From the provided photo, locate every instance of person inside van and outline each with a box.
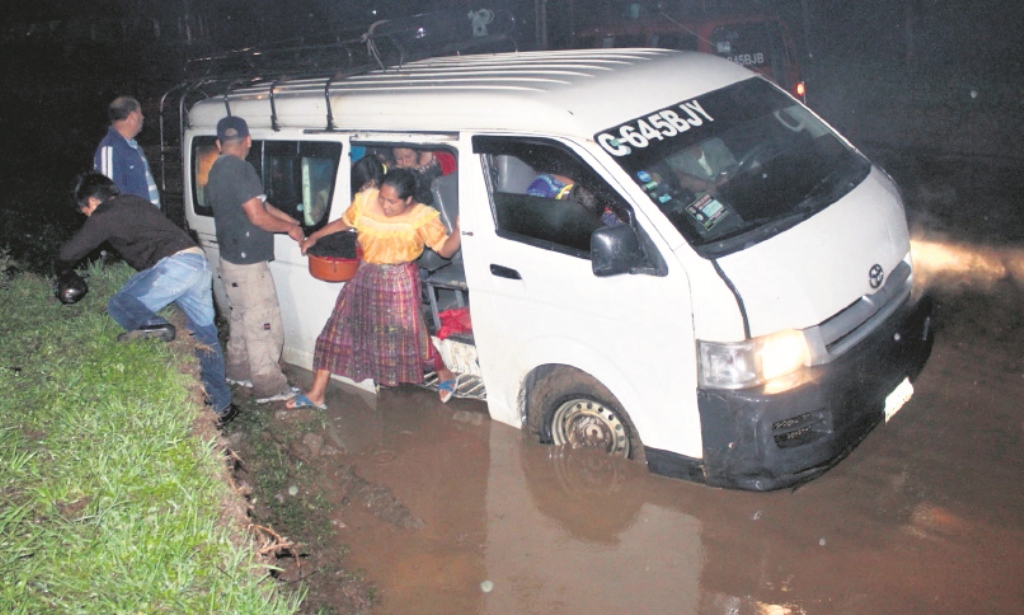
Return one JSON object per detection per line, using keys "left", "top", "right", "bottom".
{"left": 392, "top": 146, "right": 443, "bottom": 204}
{"left": 286, "top": 166, "right": 463, "bottom": 409}
{"left": 527, "top": 164, "right": 623, "bottom": 227}
{"left": 668, "top": 137, "right": 736, "bottom": 195}
{"left": 576, "top": 184, "right": 625, "bottom": 227}
{"left": 526, "top": 171, "right": 576, "bottom": 200}
{"left": 349, "top": 153, "right": 384, "bottom": 196}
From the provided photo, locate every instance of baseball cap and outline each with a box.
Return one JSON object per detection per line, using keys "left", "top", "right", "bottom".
{"left": 216, "top": 116, "right": 250, "bottom": 142}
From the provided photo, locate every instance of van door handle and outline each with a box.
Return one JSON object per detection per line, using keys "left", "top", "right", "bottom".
{"left": 490, "top": 264, "right": 522, "bottom": 280}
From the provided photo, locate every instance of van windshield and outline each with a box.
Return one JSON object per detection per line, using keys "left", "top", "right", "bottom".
{"left": 596, "top": 78, "right": 870, "bottom": 258}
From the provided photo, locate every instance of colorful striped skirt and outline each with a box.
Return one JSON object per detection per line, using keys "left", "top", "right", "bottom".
{"left": 313, "top": 261, "right": 441, "bottom": 386}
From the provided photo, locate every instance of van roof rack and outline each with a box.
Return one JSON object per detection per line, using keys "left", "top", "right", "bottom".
{"left": 157, "top": 8, "right": 517, "bottom": 216}
{"left": 185, "top": 8, "right": 516, "bottom": 82}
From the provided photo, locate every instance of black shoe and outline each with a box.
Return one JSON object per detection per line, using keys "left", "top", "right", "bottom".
{"left": 117, "top": 323, "right": 176, "bottom": 343}
{"left": 215, "top": 404, "right": 239, "bottom": 429}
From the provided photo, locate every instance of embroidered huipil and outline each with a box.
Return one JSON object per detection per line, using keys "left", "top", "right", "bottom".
{"left": 342, "top": 189, "right": 449, "bottom": 264}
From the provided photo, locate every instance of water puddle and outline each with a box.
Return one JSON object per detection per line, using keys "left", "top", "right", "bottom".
{"left": 257, "top": 331, "right": 1024, "bottom": 614}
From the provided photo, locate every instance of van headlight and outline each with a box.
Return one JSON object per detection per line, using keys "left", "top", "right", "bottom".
{"left": 698, "top": 329, "right": 810, "bottom": 390}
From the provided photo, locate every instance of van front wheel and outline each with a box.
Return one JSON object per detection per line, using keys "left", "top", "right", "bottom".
{"left": 552, "top": 398, "right": 630, "bottom": 458}
{"left": 528, "top": 368, "right": 639, "bottom": 460}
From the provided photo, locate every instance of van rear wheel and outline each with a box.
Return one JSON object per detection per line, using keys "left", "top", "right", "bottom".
{"left": 527, "top": 368, "right": 640, "bottom": 460}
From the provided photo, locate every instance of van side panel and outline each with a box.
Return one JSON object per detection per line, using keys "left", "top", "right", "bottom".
{"left": 461, "top": 136, "right": 703, "bottom": 458}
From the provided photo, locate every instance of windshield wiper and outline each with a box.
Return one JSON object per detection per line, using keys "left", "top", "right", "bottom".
{"left": 799, "top": 168, "right": 844, "bottom": 210}
{"left": 701, "top": 206, "right": 813, "bottom": 257}
{"left": 797, "top": 151, "right": 869, "bottom": 211}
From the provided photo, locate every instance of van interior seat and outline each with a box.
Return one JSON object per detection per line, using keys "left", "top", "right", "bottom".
{"left": 416, "top": 172, "right": 460, "bottom": 272}
{"left": 419, "top": 172, "right": 467, "bottom": 331}
{"left": 431, "top": 172, "right": 460, "bottom": 240}
{"left": 494, "top": 155, "right": 538, "bottom": 194}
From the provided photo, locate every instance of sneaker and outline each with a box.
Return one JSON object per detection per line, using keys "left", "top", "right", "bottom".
{"left": 226, "top": 377, "right": 254, "bottom": 388}
{"left": 215, "top": 404, "right": 240, "bottom": 429}
{"left": 117, "top": 323, "right": 176, "bottom": 343}
{"left": 255, "top": 386, "right": 301, "bottom": 404}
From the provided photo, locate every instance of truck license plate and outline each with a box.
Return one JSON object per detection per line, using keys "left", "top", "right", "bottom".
{"left": 884, "top": 377, "right": 914, "bottom": 423}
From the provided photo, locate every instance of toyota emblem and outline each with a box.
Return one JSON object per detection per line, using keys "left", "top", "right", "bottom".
{"left": 869, "top": 264, "right": 884, "bottom": 289}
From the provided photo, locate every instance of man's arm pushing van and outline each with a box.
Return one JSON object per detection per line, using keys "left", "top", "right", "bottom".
{"left": 174, "top": 42, "right": 932, "bottom": 491}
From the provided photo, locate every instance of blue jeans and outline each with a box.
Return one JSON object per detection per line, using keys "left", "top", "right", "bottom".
{"left": 106, "top": 252, "right": 232, "bottom": 414}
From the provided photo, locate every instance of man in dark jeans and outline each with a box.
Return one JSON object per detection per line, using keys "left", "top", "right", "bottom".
{"left": 57, "top": 173, "right": 236, "bottom": 426}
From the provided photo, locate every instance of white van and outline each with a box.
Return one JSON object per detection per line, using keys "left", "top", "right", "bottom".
{"left": 178, "top": 47, "right": 933, "bottom": 490}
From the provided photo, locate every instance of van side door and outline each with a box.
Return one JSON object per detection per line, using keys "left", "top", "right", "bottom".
{"left": 463, "top": 135, "right": 702, "bottom": 459}
{"left": 187, "top": 134, "right": 348, "bottom": 372}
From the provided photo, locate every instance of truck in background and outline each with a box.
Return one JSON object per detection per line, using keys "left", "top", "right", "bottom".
{"left": 573, "top": 10, "right": 806, "bottom": 102}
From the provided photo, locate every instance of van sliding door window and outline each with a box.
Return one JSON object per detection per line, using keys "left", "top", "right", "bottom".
{"left": 474, "top": 136, "right": 632, "bottom": 259}
{"left": 189, "top": 137, "right": 341, "bottom": 230}
{"left": 260, "top": 141, "right": 342, "bottom": 230}
{"left": 188, "top": 136, "right": 266, "bottom": 219}
{"left": 190, "top": 137, "right": 218, "bottom": 217}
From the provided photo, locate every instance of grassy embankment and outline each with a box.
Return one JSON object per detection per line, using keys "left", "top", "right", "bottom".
{"left": 0, "top": 260, "right": 302, "bottom": 613}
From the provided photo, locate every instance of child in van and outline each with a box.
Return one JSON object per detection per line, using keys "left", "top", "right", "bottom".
{"left": 287, "top": 164, "right": 462, "bottom": 409}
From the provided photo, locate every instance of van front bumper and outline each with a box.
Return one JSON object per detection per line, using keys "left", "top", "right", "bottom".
{"left": 646, "top": 293, "right": 934, "bottom": 491}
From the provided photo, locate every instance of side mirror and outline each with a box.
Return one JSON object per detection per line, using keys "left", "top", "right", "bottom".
{"left": 591, "top": 224, "right": 642, "bottom": 277}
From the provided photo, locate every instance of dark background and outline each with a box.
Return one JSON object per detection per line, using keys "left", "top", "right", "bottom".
{"left": 1, "top": 0, "right": 1022, "bottom": 269}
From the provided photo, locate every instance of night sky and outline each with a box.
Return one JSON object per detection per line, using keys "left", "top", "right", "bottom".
{"left": 0, "top": 0, "right": 1021, "bottom": 224}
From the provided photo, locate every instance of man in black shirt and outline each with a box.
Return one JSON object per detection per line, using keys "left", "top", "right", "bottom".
{"left": 208, "top": 116, "right": 303, "bottom": 403}
{"left": 57, "top": 173, "right": 236, "bottom": 425}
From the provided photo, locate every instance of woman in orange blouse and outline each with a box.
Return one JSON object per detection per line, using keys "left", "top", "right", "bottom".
{"left": 287, "top": 166, "right": 462, "bottom": 409}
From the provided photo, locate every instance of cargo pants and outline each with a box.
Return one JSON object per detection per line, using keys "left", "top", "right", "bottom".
{"left": 218, "top": 259, "right": 291, "bottom": 399}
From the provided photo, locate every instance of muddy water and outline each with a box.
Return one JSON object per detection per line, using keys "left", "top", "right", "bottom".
{"left": 268, "top": 156, "right": 1024, "bottom": 613}
{"left": 281, "top": 281, "right": 1024, "bottom": 615}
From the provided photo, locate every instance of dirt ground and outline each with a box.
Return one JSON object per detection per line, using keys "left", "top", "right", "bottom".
{"left": 222, "top": 147, "right": 1024, "bottom": 614}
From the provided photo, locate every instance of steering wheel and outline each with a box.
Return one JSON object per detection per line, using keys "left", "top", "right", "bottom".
{"left": 724, "top": 143, "right": 770, "bottom": 180}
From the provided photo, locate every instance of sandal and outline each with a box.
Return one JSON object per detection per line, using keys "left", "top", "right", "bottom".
{"left": 438, "top": 377, "right": 459, "bottom": 404}
{"left": 286, "top": 393, "right": 327, "bottom": 410}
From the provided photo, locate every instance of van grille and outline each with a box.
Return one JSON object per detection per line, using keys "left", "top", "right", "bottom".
{"left": 772, "top": 411, "right": 828, "bottom": 448}
{"left": 805, "top": 260, "right": 912, "bottom": 365}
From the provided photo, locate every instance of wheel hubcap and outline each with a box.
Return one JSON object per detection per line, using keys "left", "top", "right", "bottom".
{"left": 551, "top": 399, "right": 630, "bottom": 458}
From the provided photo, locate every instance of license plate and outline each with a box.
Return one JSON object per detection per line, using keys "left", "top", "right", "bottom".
{"left": 884, "top": 377, "right": 914, "bottom": 422}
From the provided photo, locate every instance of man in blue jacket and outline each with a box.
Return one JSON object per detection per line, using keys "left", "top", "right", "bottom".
{"left": 94, "top": 96, "right": 161, "bottom": 209}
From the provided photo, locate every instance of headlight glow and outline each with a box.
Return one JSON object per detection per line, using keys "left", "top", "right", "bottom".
{"left": 699, "top": 329, "right": 809, "bottom": 390}
{"left": 758, "top": 329, "right": 810, "bottom": 381}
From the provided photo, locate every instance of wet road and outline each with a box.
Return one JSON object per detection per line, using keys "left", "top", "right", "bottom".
{"left": 255, "top": 152, "right": 1024, "bottom": 614}
{"left": 276, "top": 266, "right": 1024, "bottom": 614}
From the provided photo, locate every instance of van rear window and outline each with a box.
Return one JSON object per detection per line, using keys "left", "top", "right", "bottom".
{"left": 596, "top": 78, "right": 870, "bottom": 258}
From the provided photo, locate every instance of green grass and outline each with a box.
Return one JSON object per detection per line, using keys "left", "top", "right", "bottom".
{"left": 231, "top": 400, "right": 335, "bottom": 551}
{"left": 0, "top": 262, "right": 302, "bottom": 613}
